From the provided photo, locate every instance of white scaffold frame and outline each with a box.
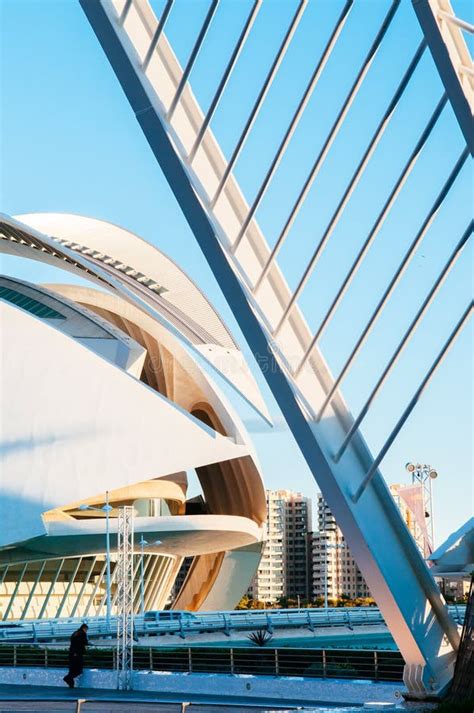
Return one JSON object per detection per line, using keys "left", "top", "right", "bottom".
{"left": 116, "top": 505, "right": 135, "bottom": 691}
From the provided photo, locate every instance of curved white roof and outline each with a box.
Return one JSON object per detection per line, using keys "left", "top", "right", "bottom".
{"left": 0, "top": 212, "right": 271, "bottom": 422}
{"left": 18, "top": 212, "right": 236, "bottom": 350}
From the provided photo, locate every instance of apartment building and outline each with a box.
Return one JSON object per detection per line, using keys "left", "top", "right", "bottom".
{"left": 309, "top": 494, "right": 371, "bottom": 601}
{"left": 249, "top": 490, "right": 311, "bottom": 603}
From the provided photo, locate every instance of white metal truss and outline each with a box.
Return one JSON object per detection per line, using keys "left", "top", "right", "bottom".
{"left": 116, "top": 506, "right": 135, "bottom": 690}
{"left": 412, "top": 0, "right": 473, "bottom": 146}
{"left": 407, "top": 462, "right": 438, "bottom": 555}
{"left": 80, "top": 0, "right": 472, "bottom": 696}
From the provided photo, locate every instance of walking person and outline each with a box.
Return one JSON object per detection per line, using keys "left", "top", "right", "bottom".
{"left": 63, "top": 623, "right": 88, "bottom": 688}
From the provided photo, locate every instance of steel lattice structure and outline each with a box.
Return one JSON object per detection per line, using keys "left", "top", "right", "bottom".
{"left": 116, "top": 506, "right": 135, "bottom": 690}
{"left": 79, "top": 0, "right": 473, "bottom": 697}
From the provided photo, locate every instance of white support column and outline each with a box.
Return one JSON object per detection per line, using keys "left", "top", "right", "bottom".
{"left": 70, "top": 556, "right": 97, "bottom": 619}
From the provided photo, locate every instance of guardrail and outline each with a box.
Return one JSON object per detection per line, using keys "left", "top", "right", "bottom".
{"left": 0, "top": 605, "right": 465, "bottom": 643}
{"left": 0, "top": 607, "right": 382, "bottom": 642}
{"left": 0, "top": 643, "right": 405, "bottom": 682}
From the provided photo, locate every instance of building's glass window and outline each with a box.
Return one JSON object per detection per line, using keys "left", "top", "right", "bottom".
{"left": 0, "top": 286, "right": 66, "bottom": 319}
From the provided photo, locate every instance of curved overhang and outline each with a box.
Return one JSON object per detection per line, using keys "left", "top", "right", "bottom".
{"left": 428, "top": 517, "right": 474, "bottom": 577}
{"left": 0, "top": 299, "right": 252, "bottom": 549}
{"left": 45, "top": 473, "right": 189, "bottom": 520}
{"left": 44, "top": 283, "right": 267, "bottom": 527}
{"left": 47, "top": 284, "right": 256, "bottom": 450}
{"left": 195, "top": 543, "right": 265, "bottom": 612}
{"left": 1, "top": 514, "right": 261, "bottom": 563}
{"left": 0, "top": 275, "right": 147, "bottom": 378}
{"left": 0, "top": 212, "right": 271, "bottom": 423}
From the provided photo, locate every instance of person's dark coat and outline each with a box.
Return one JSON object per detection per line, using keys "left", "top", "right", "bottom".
{"left": 68, "top": 628, "right": 88, "bottom": 677}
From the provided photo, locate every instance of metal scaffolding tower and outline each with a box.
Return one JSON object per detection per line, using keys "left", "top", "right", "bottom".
{"left": 116, "top": 505, "right": 135, "bottom": 691}
{"left": 406, "top": 462, "right": 438, "bottom": 552}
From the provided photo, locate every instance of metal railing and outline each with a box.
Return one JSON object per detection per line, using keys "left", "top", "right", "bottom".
{"left": 0, "top": 643, "right": 404, "bottom": 682}
{"left": 0, "top": 605, "right": 465, "bottom": 643}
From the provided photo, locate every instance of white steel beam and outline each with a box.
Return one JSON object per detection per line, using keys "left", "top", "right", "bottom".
{"left": 21, "top": 561, "right": 47, "bottom": 620}
{"left": 2, "top": 563, "right": 28, "bottom": 621}
{"left": 55, "top": 557, "right": 83, "bottom": 619}
{"left": 79, "top": 0, "right": 470, "bottom": 696}
{"left": 167, "top": 0, "right": 219, "bottom": 121}
{"left": 70, "top": 556, "right": 97, "bottom": 618}
{"left": 412, "top": 0, "right": 473, "bottom": 152}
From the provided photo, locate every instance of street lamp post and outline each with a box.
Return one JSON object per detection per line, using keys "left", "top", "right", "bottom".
{"left": 323, "top": 536, "right": 328, "bottom": 610}
{"left": 139, "top": 536, "right": 146, "bottom": 616}
{"left": 79, "top": 491, "right": 113, "bottom": 624}
{"left": 137, "top": 537, "right": 162, "bottom": 615}
{"left": 105, "top": 491, "right": 111, "bottom": 624}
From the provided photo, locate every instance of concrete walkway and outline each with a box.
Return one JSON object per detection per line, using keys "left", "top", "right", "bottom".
{"left": 0, "top": 683, "right": 437, "bottom": 713}
{"left": 0, "top": 666, "right": 405, "bottom": 709}
{"left": 0, "top": 686, "right": 298, "bottom": 713}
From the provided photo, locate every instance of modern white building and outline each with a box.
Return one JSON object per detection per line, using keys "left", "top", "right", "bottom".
{"left": 309, "top": 494, "right": 371, "bottom": 602}
{"left": 0, "top": 212, "right": 269, "bottom": 620}
{"left": 249, "top": 490, "right": 310, "bottom": 603}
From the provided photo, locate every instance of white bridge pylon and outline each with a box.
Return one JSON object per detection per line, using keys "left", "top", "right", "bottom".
{"left": 79, "top": 0, "right": 473, "bottom": 696}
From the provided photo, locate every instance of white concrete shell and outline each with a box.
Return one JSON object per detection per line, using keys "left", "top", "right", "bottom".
{"left": 1, "top": 212, "right": 271, "bottom": 423}
{"left": 0, "top": 213, "right": 267, "bottom": 619}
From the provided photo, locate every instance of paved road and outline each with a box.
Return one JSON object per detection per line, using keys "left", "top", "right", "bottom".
{"left": 0, "top": 687, "right": 298, "bottom": 713}
{"left": 1, "top": 704, "right": 176, "bottom": 713}
{"left": 0, "top": 704, "right": 297, "bottom": 713}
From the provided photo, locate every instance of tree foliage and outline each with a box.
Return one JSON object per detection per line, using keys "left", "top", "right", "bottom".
{"left": 236, "top": 595, "right": 377, "bottom": 610}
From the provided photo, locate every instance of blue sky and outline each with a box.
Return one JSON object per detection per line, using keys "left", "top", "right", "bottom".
{"left": 1, "top": 0, "right": 472, "bottom": 544}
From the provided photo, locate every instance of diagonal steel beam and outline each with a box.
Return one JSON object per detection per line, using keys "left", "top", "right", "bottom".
{"left": 79, "top": 0, "right": 465, "bottom": 696}
{"left": 412, "top": 0, "right": 473, "bottom": 153}
{"left": 142, "top": 0, "right": 173, "bottom": 71}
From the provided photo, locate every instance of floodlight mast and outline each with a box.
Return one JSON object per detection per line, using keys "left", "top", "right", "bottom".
{"left": 78, "top": 492, "right": 112, "bottom": 623}
{"left": 138, "top": 537, "right": 162, "bottom": 615}
{"left": 405, "top": 462, "right": 438, "bottom": 551}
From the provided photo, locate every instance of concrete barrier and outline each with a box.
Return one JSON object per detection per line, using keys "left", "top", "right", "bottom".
{"left": 0, "top": 665, "right": 404, "bottom": 707}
